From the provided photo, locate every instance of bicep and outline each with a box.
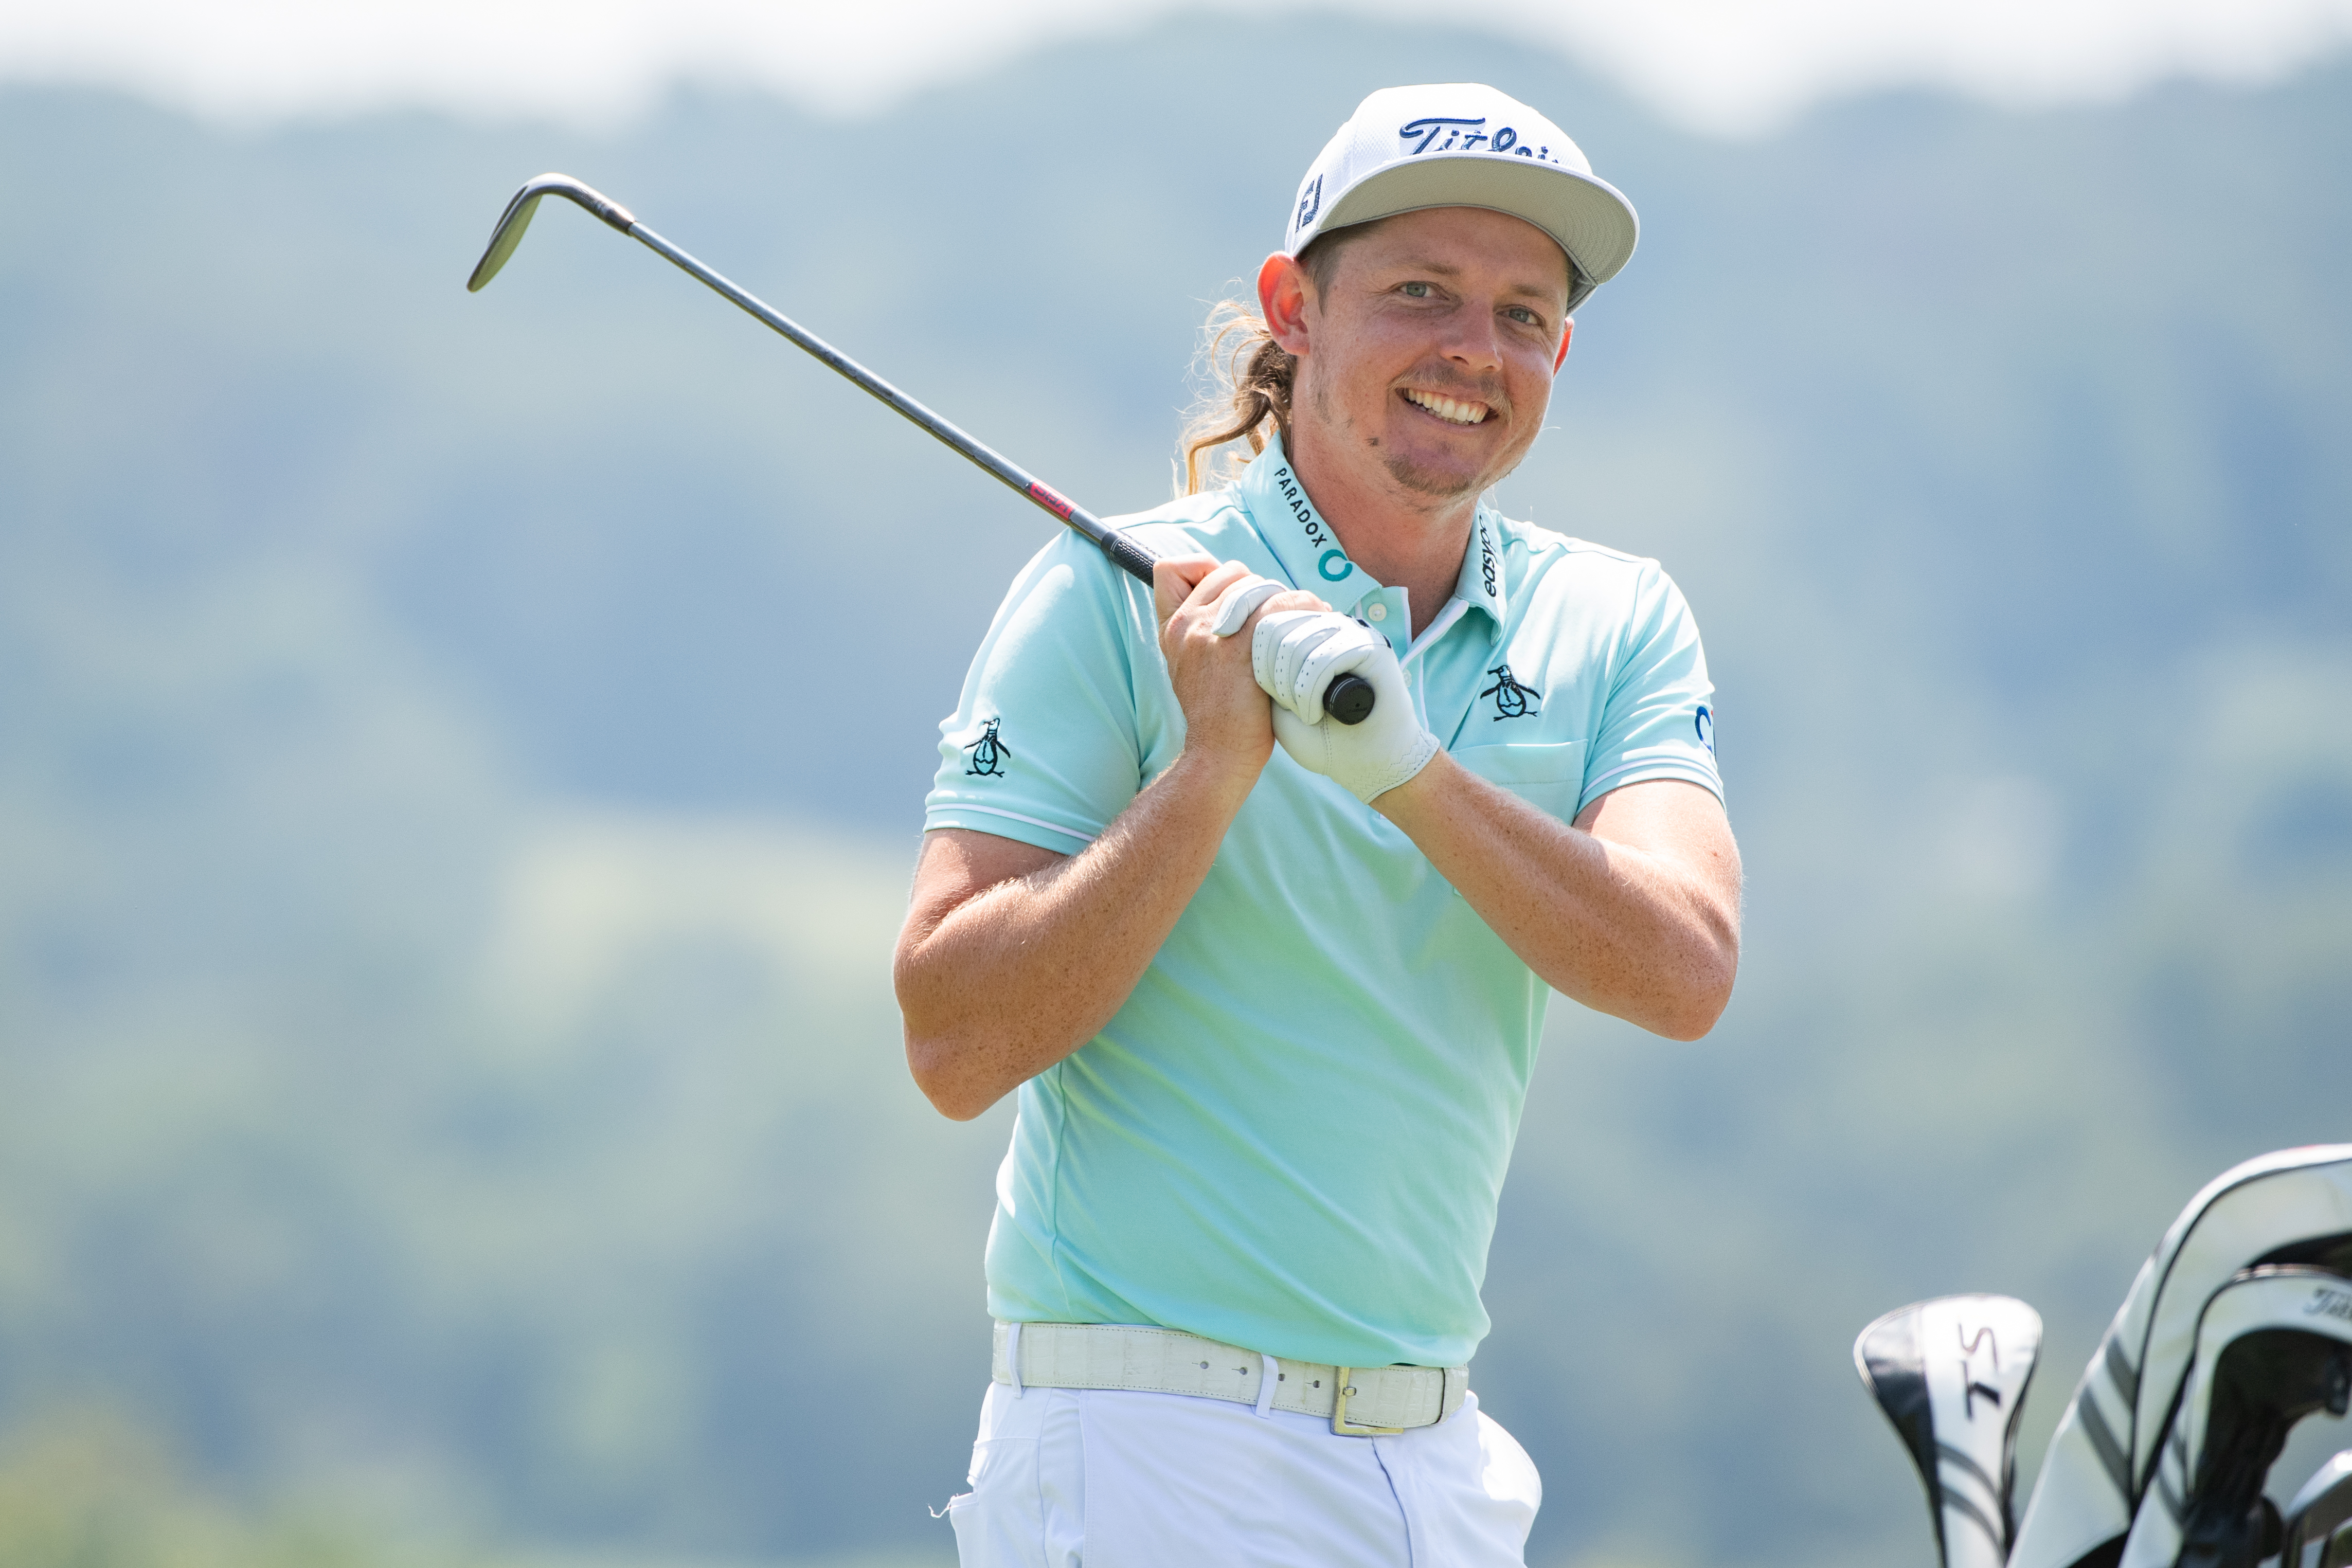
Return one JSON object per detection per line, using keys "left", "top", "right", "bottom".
{"left": 1575, "top": 780, "right": 1741, "bottom": 909}
{"left": 903, "top": 827, "right": 1070, "bottom": 939}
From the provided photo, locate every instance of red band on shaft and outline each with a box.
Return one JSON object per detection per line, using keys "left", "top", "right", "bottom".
{"left": 1028, "top": 481, "right": 1076, "bottom": 520}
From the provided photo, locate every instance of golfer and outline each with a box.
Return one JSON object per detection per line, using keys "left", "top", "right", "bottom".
{"left": 895, "top": 82, "right": 1740, "bottom": 1566}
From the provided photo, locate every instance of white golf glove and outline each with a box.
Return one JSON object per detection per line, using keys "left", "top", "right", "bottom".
{"left": 1250, "top": 609, "right": 1440, "bottom": 803}
{"left": 1207, "top": 574, "right": 1289, "bottom": 637}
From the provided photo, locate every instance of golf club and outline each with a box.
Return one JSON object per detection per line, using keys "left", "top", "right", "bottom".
{"left": 465, "top": 174, "right": 1377, "bottom": 726}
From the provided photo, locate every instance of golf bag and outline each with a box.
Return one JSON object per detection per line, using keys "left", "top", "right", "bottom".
{"left": 1858, "top": 1145, "right": 2352, "bottom": 1568}
{"left": 2110, "top": 1266, "right": 2352, "bottom": 1567}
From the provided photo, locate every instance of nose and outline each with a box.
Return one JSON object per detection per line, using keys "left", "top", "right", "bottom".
{"left": 1436, "top": 303, "right": 1505, "bottom": 376}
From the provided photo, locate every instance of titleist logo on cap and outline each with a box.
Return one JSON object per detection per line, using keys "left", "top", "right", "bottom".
{"left": 1394, "top": 116, "right": 1568, "bottom": 165}
{"left": 1279, "top": 84, "right": 1639, "bottom": 315}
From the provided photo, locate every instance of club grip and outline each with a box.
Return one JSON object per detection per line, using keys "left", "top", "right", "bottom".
{"left": 1322, "top": 674, "right": 1375, "bottom": 726}
{"left": 1095, "top": 527, "right": 1374, "bottom": 725}
{"left": 1098, "top": 529, "right": 1158, "bottom": 584}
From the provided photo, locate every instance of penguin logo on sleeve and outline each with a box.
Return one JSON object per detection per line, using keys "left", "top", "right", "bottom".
{"left": 963, "top": 717, "right": 1013, "bottom": 778}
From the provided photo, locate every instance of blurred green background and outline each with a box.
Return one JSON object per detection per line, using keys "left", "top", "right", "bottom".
{"left": 2, "top": 14, "right": 2348, "bottom": 1567}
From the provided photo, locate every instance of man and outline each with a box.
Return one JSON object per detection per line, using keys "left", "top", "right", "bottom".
{"left": 894, "top": 83, "right": 1740, "bottom": 1566}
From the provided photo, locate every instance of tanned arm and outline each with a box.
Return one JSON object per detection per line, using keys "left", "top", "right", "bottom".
{"left": 893, "top": 558, "right": 1322, "bottom": 1120}
{"left": 1374, "top": 763, "right": 1741, "bottom": 1039}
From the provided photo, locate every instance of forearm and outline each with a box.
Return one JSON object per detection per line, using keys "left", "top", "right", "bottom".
{"left": 1374, "top": 755, "right": 1740, "bottom": 1039}
{"left": 895, "top": 751, "right": 1258, "bottom": 1119}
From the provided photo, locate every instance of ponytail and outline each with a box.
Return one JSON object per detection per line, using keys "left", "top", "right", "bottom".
{"left": 1176, "top": 232, "right": 1368, "bottom": 495}
{"left": 1177, "top": 301, "right": 1295, "bottom": 496}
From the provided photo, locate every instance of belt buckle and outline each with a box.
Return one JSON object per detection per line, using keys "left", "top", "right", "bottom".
{"left": 1330, "top": 1368, "right": 1405, "bottom": 1437}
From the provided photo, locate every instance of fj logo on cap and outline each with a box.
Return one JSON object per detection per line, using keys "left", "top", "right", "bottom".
{"left": 1294, "top": 175, "right": 1322, "bottom": 234}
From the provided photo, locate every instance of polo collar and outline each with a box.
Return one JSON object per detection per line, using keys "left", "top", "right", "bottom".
{"left": 1237, "top": 435, "right": 1363, "bottom": 595}
{"left": 1234, "top": 435, "right": 1507, "bottom": 645}
{"left": 1455, "top": 504, "right": 1509, "bottom": 642}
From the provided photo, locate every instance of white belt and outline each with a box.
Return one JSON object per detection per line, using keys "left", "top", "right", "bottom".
{"left": 992, "top": 1321, "right": 1467, "bottom": 1437}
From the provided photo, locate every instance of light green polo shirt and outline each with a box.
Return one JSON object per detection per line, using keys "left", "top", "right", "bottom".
{"left": 923, "top": 435, "right": 1721, "bottom": 1369}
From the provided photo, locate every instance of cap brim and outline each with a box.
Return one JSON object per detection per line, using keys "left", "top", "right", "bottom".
{"left": 1306, "top": 156, "right": 1639, "bottom": 314}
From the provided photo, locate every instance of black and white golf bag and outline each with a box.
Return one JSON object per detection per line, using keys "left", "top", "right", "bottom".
{"left": 1859, "top": 1146, "right": 2352, "bottom": 1568}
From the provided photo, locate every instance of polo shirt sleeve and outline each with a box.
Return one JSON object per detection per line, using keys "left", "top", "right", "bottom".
{"left": 1577, "top": 561, "right": 1723, "bottom": 814}
{"left": 923, "top": 532, "right": 1158, "bottom": 854}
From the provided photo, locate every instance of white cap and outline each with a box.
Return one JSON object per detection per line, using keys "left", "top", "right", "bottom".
{"left": 1284, "top": 84, "right": 1639, "bottom": 315}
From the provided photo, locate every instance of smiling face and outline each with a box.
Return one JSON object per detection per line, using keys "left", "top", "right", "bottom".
{"left": 1263, "top": 206, "right": 1574, "bottom": 508}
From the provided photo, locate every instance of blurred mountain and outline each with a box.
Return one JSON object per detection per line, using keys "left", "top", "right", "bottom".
{"left": 1, "top": 14, "right": 2347, "bottom": 1568}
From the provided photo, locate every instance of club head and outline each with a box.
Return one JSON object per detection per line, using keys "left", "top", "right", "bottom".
{"left": 1857, "top": 1294, "right": 2044, "bottom": 1568}
{"left": 465, "top": 173, "right": 639, "bottom": 293}
{"left": 2283, "top": 1449, "right": 2352, "bottom": 1568}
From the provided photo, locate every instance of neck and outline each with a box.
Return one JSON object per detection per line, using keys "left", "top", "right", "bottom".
{"left": 1285, "top": 419, "right": 1477, "bottom": 638}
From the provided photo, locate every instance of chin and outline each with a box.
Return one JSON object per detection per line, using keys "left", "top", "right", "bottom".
{"left": 1380, "top": 446, "right": 1491, "bottom": 500}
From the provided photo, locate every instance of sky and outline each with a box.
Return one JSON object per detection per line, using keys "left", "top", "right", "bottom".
{"left": 3, "top": 0, "right": 2350, "bottom": 136}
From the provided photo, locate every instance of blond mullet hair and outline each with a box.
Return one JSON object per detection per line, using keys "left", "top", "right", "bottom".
{"left": 1175, "top": 232, "right": 1363, "bottom": 497}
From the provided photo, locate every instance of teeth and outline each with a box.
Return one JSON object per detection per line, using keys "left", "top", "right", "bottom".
{"left": 1406, "top": 389, "right": 1488, "bottom": 425}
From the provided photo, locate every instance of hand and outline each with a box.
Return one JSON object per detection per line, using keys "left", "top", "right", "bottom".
{"left": 1206, "top": 575, "right": 1289, "bottom": 637}
{"left": 1153, "top": 559, "right": 1327, "bottom": 781}
{"left": 1250, "top": 610, "right": 1440, "bottom": 803}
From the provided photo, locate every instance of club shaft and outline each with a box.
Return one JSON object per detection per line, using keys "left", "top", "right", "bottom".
{"left": 625, "top": 225, "right": 1158, "bottom": 586}
{"left": 465, "top": 175, "right": 1372, "bottom": 725}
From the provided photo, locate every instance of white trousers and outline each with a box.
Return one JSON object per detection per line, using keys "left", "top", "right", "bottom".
{"left": 945, "top": 1381, "right": 1541, "bottom": 1566}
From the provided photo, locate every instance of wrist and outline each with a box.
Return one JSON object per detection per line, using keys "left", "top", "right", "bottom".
{"left": 1163, "top": 742, "right": 1266, "bottom": 813}
{"left": 1369, "top": 743, "right": 1453, "bottom": 818}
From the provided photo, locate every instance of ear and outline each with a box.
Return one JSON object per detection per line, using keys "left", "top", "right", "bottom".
{"left": 1259, "top": 253, "right": 1313, "bottom": 356}
{"left": 1553, "top": 317, "right": 1574, "bottom": 371}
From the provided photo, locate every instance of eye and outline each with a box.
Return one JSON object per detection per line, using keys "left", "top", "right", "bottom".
{"left": 1401, "top": 281, "right": 1432, "bottom": 298}
{"left": 1504, "top": 305, "right": 1541, "bottom": 327}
